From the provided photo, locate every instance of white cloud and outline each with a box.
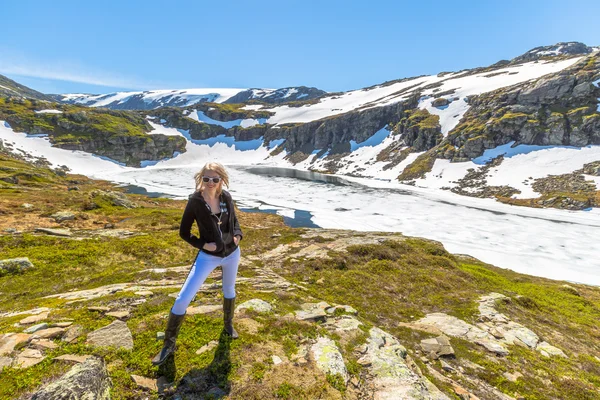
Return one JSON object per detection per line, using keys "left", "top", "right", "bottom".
{"left": 0, "top": 51, "right": 153, "bottom": 90}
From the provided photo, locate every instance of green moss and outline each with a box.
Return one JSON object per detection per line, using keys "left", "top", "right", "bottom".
{"left": 397, "top": 150, "right": 436, "bottom": 181}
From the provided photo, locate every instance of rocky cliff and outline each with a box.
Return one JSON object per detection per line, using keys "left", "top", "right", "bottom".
{"left": 0, "top": 98, "right": 186, "bottom": 167}
{"left": 439, "top": 54, "right": 600, "bottom": 161}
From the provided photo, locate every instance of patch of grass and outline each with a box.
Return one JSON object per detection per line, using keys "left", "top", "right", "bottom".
{"left": 397, "top": 150, "right": 437, "bottom": 181}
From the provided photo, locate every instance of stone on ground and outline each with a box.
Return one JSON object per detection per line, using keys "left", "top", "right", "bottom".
{"left": 0, "top": 333, "right": 32, "bottom": 355}
{"left": 310, "top": 336, "right": 349, "bottom": 384}
{"left": 31, "top": 357, "right": 111, "bottom": 400}
{"left": 236, "top": 298, "right": 273, "bottom": 313}
{"left": 186, "top": 304, "right": 221, "bottom": 315}
{"left": 537, "top": 341, "right": 567, "bottom": 357}
{"left": 131, "top": 374, "right": 158, "bottom": 391}
{"left": 15, "top": 348, "right": 45, "bottom": 369}
{"left": 295, "top": 301, "right": 330, "bottom": 321}
{"left": 24, "top": 323, "right": 49, "bottom": 333}
{"left": 86, "top": 320, "right": 133, "bottom": 350}
{"left": 0, "top": 257, "right": 34, "bottom": 275}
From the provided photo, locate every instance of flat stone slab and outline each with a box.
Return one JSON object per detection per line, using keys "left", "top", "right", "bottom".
{"left": 33, "top": 327, "right": 66, "bottom": 340}
{"left": 186, "top": 305, "right": 221, "bottom": 315}
{"left": 415, "top": 313, "right": 508, "bottom": 355}
{"left": 51, "top": 211, "right": 75, "bottom": 222}
{"left": 15, "top": 348, "right": 45, "bottom": 369}
{"left": 88, "top": 306, "right": 110, "bottom": 312}
{"left": 31, "top": 339, "right": 58, "bottom": 350}
{"left": 55, "top": 354, "right": 94, "bottom": 363}
{"left": 0, "top": 307, "right": 51, "bottom": 319}
{"left": 106, "top": 311, "right": 130, "bottom": 319}
{"left": 0, "top": 333, "right": 31, "bottom": 355}
{"left": 20, "top": 312, "right": 50, "bottom": 325}
{"left": 236, "top": 299, "right": 273, "bottom": 313}
{"left": 420, "top": 335, "right": 454, "bottom": 357}
{"left": 324, "top": 316, "right": 363, "bottom": 332}
{"left": 86, "top": 320, "right": 133, "bottom": 350}
{"left": 537, "top": 341, "right": 567, "bottom": 357}
{"left": 46, "top": 283, "right": 180, "bottom": 302}
{"left": 24, "top": 323, "right": 49, "bottom": 333}
{"left": 131, "top": 374, "right": 158, "bottom": 392}
{"left": 295, "top": 301, "right": 330, "bottom": 321}
{"left": 196, "top": 340, "right": 218, "bottom": 355}
{"left": 35, "top": 227, "right": 73, "bottom": 237}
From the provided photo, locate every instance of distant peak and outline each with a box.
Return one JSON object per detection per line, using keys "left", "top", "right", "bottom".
{"left": 512, "top": 42, "right": 595, "bottom": 63}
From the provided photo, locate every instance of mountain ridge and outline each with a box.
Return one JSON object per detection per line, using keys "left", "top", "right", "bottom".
{"left": 0, "top": 42, "right": 599, "bottom": 210}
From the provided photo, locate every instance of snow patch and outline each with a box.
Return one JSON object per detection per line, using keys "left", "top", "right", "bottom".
{"left": 349, "top": 127, "right": 390, "bottom": 151}
{"left": 241, "top": 104, "right": 264, "bottom": 111}
{"left": 34, "top": 109, "right": 63, "bottom": 114}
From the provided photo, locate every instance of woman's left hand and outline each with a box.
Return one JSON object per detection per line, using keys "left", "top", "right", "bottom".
{"left": 234, "top": 235, "right": 240, "bottom": 245}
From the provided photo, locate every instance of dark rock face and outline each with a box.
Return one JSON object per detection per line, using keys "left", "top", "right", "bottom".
{"left": 443, "top": 54, "right": 600, "bottom": 160}
{"left": 395, "top": 109, "right": 443, "bottom": 152}
{"left": 224, "top": 86, "right": 327, "bottom": 104}
{"left": 31, "top": 357, "right": 111, "bottom": 400}
{"left": 151, "top": 98, "right": 416, "bottom": 160}
{"left": 55, "top": 133, "right": 186, "bottom": 167}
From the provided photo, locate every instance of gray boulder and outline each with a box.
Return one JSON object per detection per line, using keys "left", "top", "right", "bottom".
{"left": 31, "top": 357, "right": 111, "bottom": 400}
{"left": 0, "top": 257, "right": 34, "bottom": 276}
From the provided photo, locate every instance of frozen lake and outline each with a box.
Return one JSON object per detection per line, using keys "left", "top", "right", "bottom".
{"left": 111, "top": 165, "right": 600, "bottom": 286}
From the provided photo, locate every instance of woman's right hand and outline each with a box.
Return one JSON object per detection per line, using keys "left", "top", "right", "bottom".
{"left": 203, "top": 242, "right": 217, "bottom": 251}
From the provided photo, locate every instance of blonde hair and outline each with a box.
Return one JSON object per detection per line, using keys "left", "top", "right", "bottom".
{"left": 194, "top": 162, "right": 230, "bottom": 194}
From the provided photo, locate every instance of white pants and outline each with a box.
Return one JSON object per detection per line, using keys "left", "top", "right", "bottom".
{"left": 171, "top": 247, "right": 241, "bottom": 316}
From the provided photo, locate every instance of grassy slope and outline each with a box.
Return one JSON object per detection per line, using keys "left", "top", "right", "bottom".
{"left": 0, "top": 153, "right": 599, "bottom": 399}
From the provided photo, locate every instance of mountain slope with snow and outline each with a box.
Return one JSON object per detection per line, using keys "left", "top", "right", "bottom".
{"left": 2, "top": 42, "right": 599, "bottom": 210}
{"left": 53, "top": 88, "right": 245, "bottom": 110}
{"left": 54, "top": 86, "right": 327, "bottom": 110}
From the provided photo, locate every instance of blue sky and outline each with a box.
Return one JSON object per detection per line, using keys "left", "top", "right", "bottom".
{"left": 1, "top": 0, "right": 599, "bottom": 94}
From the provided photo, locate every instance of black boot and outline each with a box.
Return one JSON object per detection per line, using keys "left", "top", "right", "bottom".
{"left": 152, "top": 311, "right": 185, "bottom": 366}
{"left": 223, "top": 297, "right": 239, "bottom": 339}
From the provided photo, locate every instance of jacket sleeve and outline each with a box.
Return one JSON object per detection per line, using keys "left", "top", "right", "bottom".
{"left": 233, "top": 209, "right": 243, "bottom": 240}
{"left": 179, "top": 198, "right": 206, "bottom": 250}
{"left": 224, "top": 191, "right": 243, "bottom": 240}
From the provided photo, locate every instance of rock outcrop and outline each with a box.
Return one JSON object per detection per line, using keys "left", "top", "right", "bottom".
{"left": 441, "top": 54, "right": 600, "bottom": 161}
{"left": 31, "top": 357, "right": 111, "bottom": 400}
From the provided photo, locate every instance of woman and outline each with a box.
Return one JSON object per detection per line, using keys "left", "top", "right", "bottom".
{"left": 152, "top": 162, "right": 243, "bottom": 366}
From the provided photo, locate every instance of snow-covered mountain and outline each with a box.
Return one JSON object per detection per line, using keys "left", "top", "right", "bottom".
{"left": 224, "top": 86, "right": 327, "bottom": 104}
{"left": 1, "top": 42, "right": 599, "bottom": 210}
{"left": 52, "top": 86, "right": 326, "bottom": 110}
{"left": 51, "top": 88, "right": 245, "bottom": 110}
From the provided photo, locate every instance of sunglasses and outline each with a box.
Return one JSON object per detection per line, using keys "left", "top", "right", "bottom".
{"left": 202, "top": 176, "right": 221, "bottom": 183}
